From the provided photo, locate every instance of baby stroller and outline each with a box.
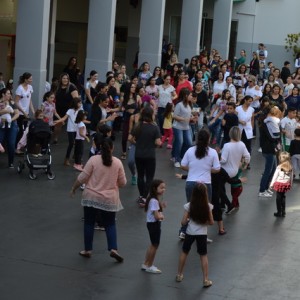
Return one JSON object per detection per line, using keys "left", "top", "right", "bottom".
{"left": 17, "top": 119, "right": 55, "bottom": 180}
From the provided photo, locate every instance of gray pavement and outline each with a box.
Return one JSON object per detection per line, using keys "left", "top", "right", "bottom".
{"left": 1, "top": 133, "right": 300, "bottom": 300}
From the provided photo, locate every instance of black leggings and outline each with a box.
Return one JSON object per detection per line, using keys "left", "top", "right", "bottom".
{"left": 135, "top": 157, "right": 156, "bottom": 198}
{"left": 74, "top": 139, "right": 84, "bottom": 164}
{"left": 66, "top": 131, "right": 76, "bottom": 159}
{"left": 241, "top": 130, "right": 252, "bottom": 155}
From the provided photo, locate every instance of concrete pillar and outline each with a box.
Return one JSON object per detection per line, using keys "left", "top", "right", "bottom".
{"left": 85, "top": 0, "right": 117, "bottom": 82}
{"left": 47, "top": 0, "right": 57, "bottom": 82}
{"left": 178, "top": 0, "right": 204, "bottom": 62}
{"left": 138, "top": 0, "right": 166, "bottom": 71}
{"left": 211, "top": 0, "right": 233, "bottom": 59}
{"left": 13, "top": 0, "right": 51, "bottom": 109}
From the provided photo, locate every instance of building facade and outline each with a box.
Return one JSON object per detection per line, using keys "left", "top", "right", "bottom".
{"left": 0, "top": 0, "right": 299, "bottom": 107}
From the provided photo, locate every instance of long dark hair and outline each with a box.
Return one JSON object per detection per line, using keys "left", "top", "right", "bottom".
{"left": 95, "top": 133, "right": 113, "bottom": 166}
{"left": 75, "top": 110, "right": 86, "bottom": 123}
{"left": 18, "top": 72, "right": 32, "bottom": 84}
{"left": 178, "top": 88, "right": 191, "bottom": 107}
{"left": 144, "top": 179, "right": 164, "bottom": 212}
{"left": 133, "top": 105, "right": 154, "bottom": 139}
{"left": 195, "top": 129, "right": 209, "bottom": 159}
{"left": 189, "top": 183, "right": 210, "bottom": 224}
{"left": 69, "top": 97, "right": 82, "bottom": 110}
{"left": 163, "top": 102, "right": 173, "bottom": 118}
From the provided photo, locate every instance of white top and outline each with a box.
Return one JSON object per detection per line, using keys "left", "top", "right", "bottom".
{"left": 280, "top": 116, "right": 298, "bottom": 146}
{"left": 15, "top": 84, "right": 33, "bottom": 115}
{"left": 66, "top": 109, "right": 79, "bottom": 132}
{"left": 213, "top": 81, "right": 226, "bottom": 96}
{"left": 245, "top": 86, "right": 262, "bottom": 109}
{"left": 227, "top": 83, "right": 236, "bottom": 102}
{"left": 221, "top": 141, "right": 251, "bottom": 177}
{"left": 76, "top": 121, "right": 86, "bottom": 140}
{"left": 270, "top": 166, "right": 293, "bottom": 187}
{"left": 172, "top": 102, "right": 192, "bottom": 130}
{"left": 185, "top": 202, "right": 213, "bottom": 235}
{"left": 236, "top": 105, "right": 254, "bottom": 139}
{"left": 181, "top": 146, "right": 220, "bottom": 183}
{"left": 146, "top": 198, "right": 160, "bottom": 223}
{"left": 283, "top": 83, "right": 294, "bottom": 98}
{"left": 85, "top": 80, "right": 98, "bottom": 90}
{"left": 157, "top": 85, "right": 175, "bottom": 108}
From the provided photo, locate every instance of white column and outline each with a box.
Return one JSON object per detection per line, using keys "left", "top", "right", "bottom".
{"left": 47, "top": 0, "right": 57, "bottom": 82}
{"left": 85, "top": 0, "right": 117, "bottom": 82}
{"left": 178, "top": 0, "right": 204, "bottom": 62}
{"left": 13, "top": 0, "right": 51, "bottom": 109}
{"left": 211, "top": 0, "right": 233, "bottom": 59}
{"left": 138, "top": 0, "right": 166, "bottom": 71}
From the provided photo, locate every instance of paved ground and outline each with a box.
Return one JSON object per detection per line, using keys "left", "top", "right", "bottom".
{"left": 1, "top": 133, "right": 300, "bottom": 300}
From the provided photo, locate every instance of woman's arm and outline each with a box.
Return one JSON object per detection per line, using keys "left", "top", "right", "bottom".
{"left": 181, "top": 210, "right": 189, "bottom": 226}
{"left": 14, "top": 95, "right": 27, "bottom": 116}
{"left": 11, "top": 108, "right": 19, "bottom": 121}
{"left": 207, "top": 209, "right": 214, "bottom": 225}
{"left": 30, "top": 100, "right": 35, "bottom": 115}
{"left": 71, "top": 89, "right": 79, "bottom": 98}
{"left": 85, "top": 86, "right": 93, "bottom": 104}
{"left": 155, "top": 137, "right": 162, "bottom": 147}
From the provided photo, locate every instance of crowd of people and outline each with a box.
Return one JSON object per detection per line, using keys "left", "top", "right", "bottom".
{"left": 1, "top": 44, "right": 299, "bottom": 287}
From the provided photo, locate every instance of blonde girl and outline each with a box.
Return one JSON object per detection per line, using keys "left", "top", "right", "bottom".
{"left": 270, "top": 151, "right": 293, "bottom": 217}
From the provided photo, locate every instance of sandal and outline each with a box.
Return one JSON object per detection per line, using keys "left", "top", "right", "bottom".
{"left": 203, "top": 279, "right": 213, "bottom": 288}
{"left": 176, "top": 274, "right": 184, "bottom": 282}
{"left": 218, "top": 229, "right": 227, "bottom": 235}
{"left": 120, "top": 153, "right": 127, "bottom": 160}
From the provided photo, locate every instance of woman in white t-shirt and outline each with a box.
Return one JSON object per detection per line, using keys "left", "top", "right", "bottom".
{"left": 157, "top": 74, "right": 177, "bottom": 133}
{"left": 236, "top": 95, "right": 255, "bottom": 164}
{"left": 176, "top": 183, "right": 214, "bottom": 287}
{"left": 54, "top": 97, "right": 82, "bottom": 166}
{"left": 15, "top": 72, "right": 35, "bottom": 143}
{"left": 179, "top": 129, "right": 220, "bottom": 238}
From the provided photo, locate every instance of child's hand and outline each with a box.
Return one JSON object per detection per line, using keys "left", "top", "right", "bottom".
{"left": 159, "top": 212, "right": 164, "bottom": 220}
{"left": 175, "top": 173, "right": 182, "bottom": 179}
{"left": 86, "top": 137, "right": 90, "bottom": 143}
{"left": 240, "top": 177, "right": 247, "bottom": 183}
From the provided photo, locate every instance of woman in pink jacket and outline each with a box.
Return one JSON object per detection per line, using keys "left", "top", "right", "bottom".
{"left": 71, "top": 134, "right": 127, "bottom": 262}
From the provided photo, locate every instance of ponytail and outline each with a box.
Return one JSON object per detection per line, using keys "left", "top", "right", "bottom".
{"left": 101, "top": 137, "right": 113, "bottom": 166}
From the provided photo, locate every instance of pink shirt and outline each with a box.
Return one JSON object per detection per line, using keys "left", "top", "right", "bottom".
{"left": 78, "top": 155, "right": 127, "bottom": 211}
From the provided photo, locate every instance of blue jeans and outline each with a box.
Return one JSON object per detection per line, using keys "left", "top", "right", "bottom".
{"left": 259, "top": 153, "right": 277, "bottom": 192}
{"left": 208, "top": 118, "right": 222, "bottom": 145}
{"left": 0, "top": 121, "right": 18, "bottom": 166}
{"left": 127, "top": 144, "right": 136, "bottom": 176}
{"left": 83, "top": 206, "right": 117, "bottom": 251}
{"left": 173, "top": 128, "right": 192, "bottom": 163}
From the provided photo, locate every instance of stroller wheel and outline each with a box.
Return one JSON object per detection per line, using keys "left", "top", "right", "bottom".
{"left": 47, "top": 172, "right": 55, "bottom": 180}
{"left": 29, "top": 173, "right": 37, "bottom": 180}
{"left": 17, "top": 162, "right": 22, "bottom": 174}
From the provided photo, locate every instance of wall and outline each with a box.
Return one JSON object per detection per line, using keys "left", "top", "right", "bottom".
{"left": 233, "top": 0, "right": 299, "bottom": 69}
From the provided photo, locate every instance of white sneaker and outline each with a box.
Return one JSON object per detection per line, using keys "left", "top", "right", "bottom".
{"left": 141, "top": 264, "right": 147, "bottom": 270}
{"left": 174, "top": 162, "right": 181, "bottom": 168}
{"left": 179, "top": 232, "right": 186, "bottom": 240}
{"left": 258, "top": 191, "right": 272, "bottom": 197}
{"left": 267, "top": 189, "right": 273, "bottom": 195}
{"left": 145, "top": 265, "right": 162, "bottom": 274}
{"left": 206, "top": 238, "right": 213, "bottom": 243}
{"left": 258, "top": 147, "right": 262, "bottom": 152}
